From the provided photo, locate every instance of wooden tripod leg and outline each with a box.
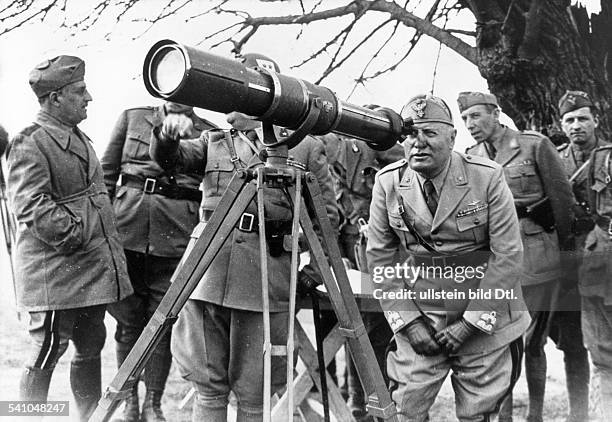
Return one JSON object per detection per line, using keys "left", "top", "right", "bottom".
{"left": 296, "top": 173, "right": 399, "bottom": 422}
{"left": 90, "top": 172, "right": 257, "bottom": 422}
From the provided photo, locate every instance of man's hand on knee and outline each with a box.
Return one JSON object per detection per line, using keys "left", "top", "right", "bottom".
{"left": 400, "top": 317, "right": 442, "bottom": 356}
{"left": 435, "top": 318, "right": 477, "bottom": 354}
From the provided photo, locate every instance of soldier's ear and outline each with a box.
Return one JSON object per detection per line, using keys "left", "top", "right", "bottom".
{"left": 448, "top": 128, "right": 457, "bottom": 149}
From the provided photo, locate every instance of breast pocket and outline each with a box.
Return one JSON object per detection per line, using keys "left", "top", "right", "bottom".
{"left": 505, "top": 164, "right": 540, "bottom": 195}
{"left": 203, "top": 159, "right": 235, "bottom": 196}
{"left": 456, "top": 207, "right": 488, "bottom": 244}
{"left": 123, "top": 131, "right": 151, "bottom": 161}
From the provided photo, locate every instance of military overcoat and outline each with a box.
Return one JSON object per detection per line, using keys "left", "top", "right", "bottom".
{"left": 7, "top": 111, "right": 132, "bottom": 311}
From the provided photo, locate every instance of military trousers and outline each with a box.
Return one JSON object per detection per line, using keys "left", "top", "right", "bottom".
{"left": 387, "top": 331, "right": 522, "bottom": 422}
{"left": 107, "top": 250, "right": 180, "bottom": 392}
{"left": 171, "top": 299, "right": 289, "bottom": 415}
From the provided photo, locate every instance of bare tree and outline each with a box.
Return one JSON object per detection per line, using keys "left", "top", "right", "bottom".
{"left": 1, "top": 0, "right": 610, "bottom": 137}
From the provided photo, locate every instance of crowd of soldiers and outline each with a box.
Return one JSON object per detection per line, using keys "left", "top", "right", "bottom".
{"left": 1, "top": 50, "right": 611, "bottom": 422}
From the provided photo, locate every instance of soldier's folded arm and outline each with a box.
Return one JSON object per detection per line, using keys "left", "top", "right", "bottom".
{"left": 7, "top": 135, "right": 82, "bottom": 252}
{"left": 101, "top": 109, "right": 129, "bottom": 197}
{"left": 463, "top": 165, "right": 523, "bottom": 332}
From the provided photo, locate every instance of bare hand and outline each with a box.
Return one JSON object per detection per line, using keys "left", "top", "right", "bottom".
{"left": 161, "top": 114, "right": 193, "bottom": 140}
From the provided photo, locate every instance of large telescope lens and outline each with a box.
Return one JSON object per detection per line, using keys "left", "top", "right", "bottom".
{"left": 148, "top": 45, "right": 188, "bottom": 94}
{"left": 143, "top": 40, "right": 406, "bottom": 150}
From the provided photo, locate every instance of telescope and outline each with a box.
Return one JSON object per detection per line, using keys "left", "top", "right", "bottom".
{"left": 143, "top": 40, "right": 413, "bottom": 150}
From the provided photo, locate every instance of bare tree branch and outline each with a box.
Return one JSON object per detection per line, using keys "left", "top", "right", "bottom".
{"left": 225, "top": 0, "right": 477, "bottom": 65}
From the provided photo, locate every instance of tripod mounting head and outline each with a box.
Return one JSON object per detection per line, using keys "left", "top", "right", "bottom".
{"left": 143, "top": 40, "right": 415, "bottom": 151}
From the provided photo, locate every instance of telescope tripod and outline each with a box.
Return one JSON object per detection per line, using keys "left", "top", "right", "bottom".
{"left": 91, "top": 122, "right": 398, "bottom": 422}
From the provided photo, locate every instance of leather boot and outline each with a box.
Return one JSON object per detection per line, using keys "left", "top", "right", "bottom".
{"left": 141, "top": 390, "right": 166, "bottom": 422}
{"left": 19, "top": 366, "right": 53, "bottom": 401}
{"left": 70, "top": 357, "right": 102, "bottom": 422}
{"left": 110, "top": 384, "right": 139, "bottom": 422}
{"left": 564, "top": 350, "right": 589, "bottom": 422}
{"left": 525, "top": 353, "right": 547, "bottom": 422}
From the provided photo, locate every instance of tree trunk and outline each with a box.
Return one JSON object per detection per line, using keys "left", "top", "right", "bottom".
{"left": 471, "top": 0, "right": 611, "bottom": 139}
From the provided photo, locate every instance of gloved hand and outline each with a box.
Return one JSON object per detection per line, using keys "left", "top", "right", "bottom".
{"left": 399, "top": 317, "right": 441, "bottom": 356}
{"left": 434, "top": 318, "right": 476, "bottom": 354}
{"left": 297, "top": 267, "right": 323, "bottom": 295}
{"left": 160, "top": 113, "right": 194, "bottom": 140}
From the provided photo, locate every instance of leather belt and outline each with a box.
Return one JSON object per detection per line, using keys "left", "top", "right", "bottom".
{"left": 120, "top": 173, "right": 202, "bottom": 202}
{"left": 595, "top": 215, "right": 612, "bottom": 236}
{"left": 412, "top": 249, "right": 490, "bottom": 269}
{"left": 515, "top": 205, "right": 529, "bottom": 219}
{"left": 201, "top": 210, "right": 292, "bottom": 234}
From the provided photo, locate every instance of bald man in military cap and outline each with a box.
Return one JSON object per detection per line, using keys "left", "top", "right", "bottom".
{"left": 367, "top": 94, "right": 529, "bottom": 421}
{"left": 150, "top": 53, "right": 338, "bottom": 422}
{"left": 101, "top": 102, "right": 216, "bottom": 422}
{"left": 459, "top": 91, "right": 576, "bottom": 422}
{"left": 6, "top": 55, "right": 132, "bottom": 421}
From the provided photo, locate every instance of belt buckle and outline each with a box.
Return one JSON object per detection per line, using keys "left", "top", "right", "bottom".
{"left": 431, "top": 255, "right": 447, "bottom": 268}
{"left": 143, "top": 178, "right": 156, "bottom": 194}
{"left": 238, "top": 213, "right": 255, "bottom": 232}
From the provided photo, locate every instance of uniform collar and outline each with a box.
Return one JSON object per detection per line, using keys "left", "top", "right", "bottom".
{"left": 414, "top": 155, "right": 451, "bottom": 196}
{"left": 35, "top": 110, "right": 78, "bottom": 150}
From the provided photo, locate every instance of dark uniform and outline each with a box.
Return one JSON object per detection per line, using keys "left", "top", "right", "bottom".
{"left": 368, "top": 95, "right": 529, "bottom": 421}
{"left": 101, "top": 103, "right": 215, "bottom": 421}
{"left": 322, "top": 133, "right": 403, "bottom": 421}
{"left": 460, "top": 91, "right": 575, "bottom": 422}
{"left": 7, "top": 56, "right": 132, "bottom": 421}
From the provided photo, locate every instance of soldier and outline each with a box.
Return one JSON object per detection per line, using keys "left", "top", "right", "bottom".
{"left": 150, "top": 54, "right": 339, "bottom": 422}
{"left": 101, "top": 102, "right": 216, "bottom": 421}
{"left": 550, "top": 90, "right": 605, "bottom": 421}
{"left": 0, "top": 124, "right": 8, "bottom": 156}
{"left": 6, "top": 55, "right": 132, "bottom": 421}
{"left": 321, "top": 130, "right": 403, "bottom": 421}
{"left": 459, "top": 91, "right": 576, "bottom": 422}
{"left": 367, "top": 94, "right": 529, "bottom": 421}
{"left": 581, "top": 141, "right": 612, "bottom": 417}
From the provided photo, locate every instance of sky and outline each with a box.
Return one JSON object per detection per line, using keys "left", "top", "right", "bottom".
{"left": 0, "top": 0, "right": 495, "bottom": 154}
{"left": 0, "top": 0, "right": 601, "bottom": 154}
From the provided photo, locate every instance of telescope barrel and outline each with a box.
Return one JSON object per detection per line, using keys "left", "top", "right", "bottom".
{"left": 143, "top": 40, "right": 404, "bottom": 149}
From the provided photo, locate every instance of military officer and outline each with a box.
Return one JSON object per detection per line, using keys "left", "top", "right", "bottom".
{"left": 322, "top": 130, "right": 403, "bottom": 421}
{"left": 459, "top": 91, "right": 576, "bottom": 422}
{"left": 550, "top": 90, "right": 605, "bottom": 421}
{"left": 367, "top": 94, "right": 529, "bottom": 421}
{"left": 574, "top": 98, "right": 612, "bottom": 418}
{"left": 6, "top": 55, "right": 132, "bottom": 421}
{"left": 150, "top": 54, "right": 339, "bottom": 422}
{"left": 101, "top": 102, "right": 216, "bottom": 421}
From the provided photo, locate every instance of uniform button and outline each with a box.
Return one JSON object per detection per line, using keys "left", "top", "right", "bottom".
{"left": 235, "top": 237, "right": 243, "bottom": 244}
{"left": 214, "top": 163, "right": 219, "bottom": 168}
{"left": 473, "top": 219, "right": 480, "bottom": 225}
{"left": 435, "top": 241, "right": 443, "bottom": 246}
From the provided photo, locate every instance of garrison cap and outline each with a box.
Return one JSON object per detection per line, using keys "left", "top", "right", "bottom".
{"left": 400, "top": 94, "right": 453, "bottom": 126}
{"left": 457, "top": 91, "right": 498, "bottom": 112}
{"left": 558, "top": 90, "right": 595, "bottom": 116}
{"left": 29, "top": 55, "right": 85, "bottom": 98}
{"left": 240, "top": 53, "right": 281, "bottom": 73}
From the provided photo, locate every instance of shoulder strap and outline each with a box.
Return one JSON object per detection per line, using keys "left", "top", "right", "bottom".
{"left": 394, "top": 169, "right": 439, "bottom": 253}
{"left": 237, "top": 131, "right": 261, "bottom": 157}
{"left": 569, "top": 159, "right": 591, "bottom": 184}
{"left": 224, "top": 131, "right": 244, "bottom": 170}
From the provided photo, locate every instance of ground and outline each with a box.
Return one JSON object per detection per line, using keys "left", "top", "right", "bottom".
{"left": 0, "top": 245, "right": 602, "bottom": 421}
